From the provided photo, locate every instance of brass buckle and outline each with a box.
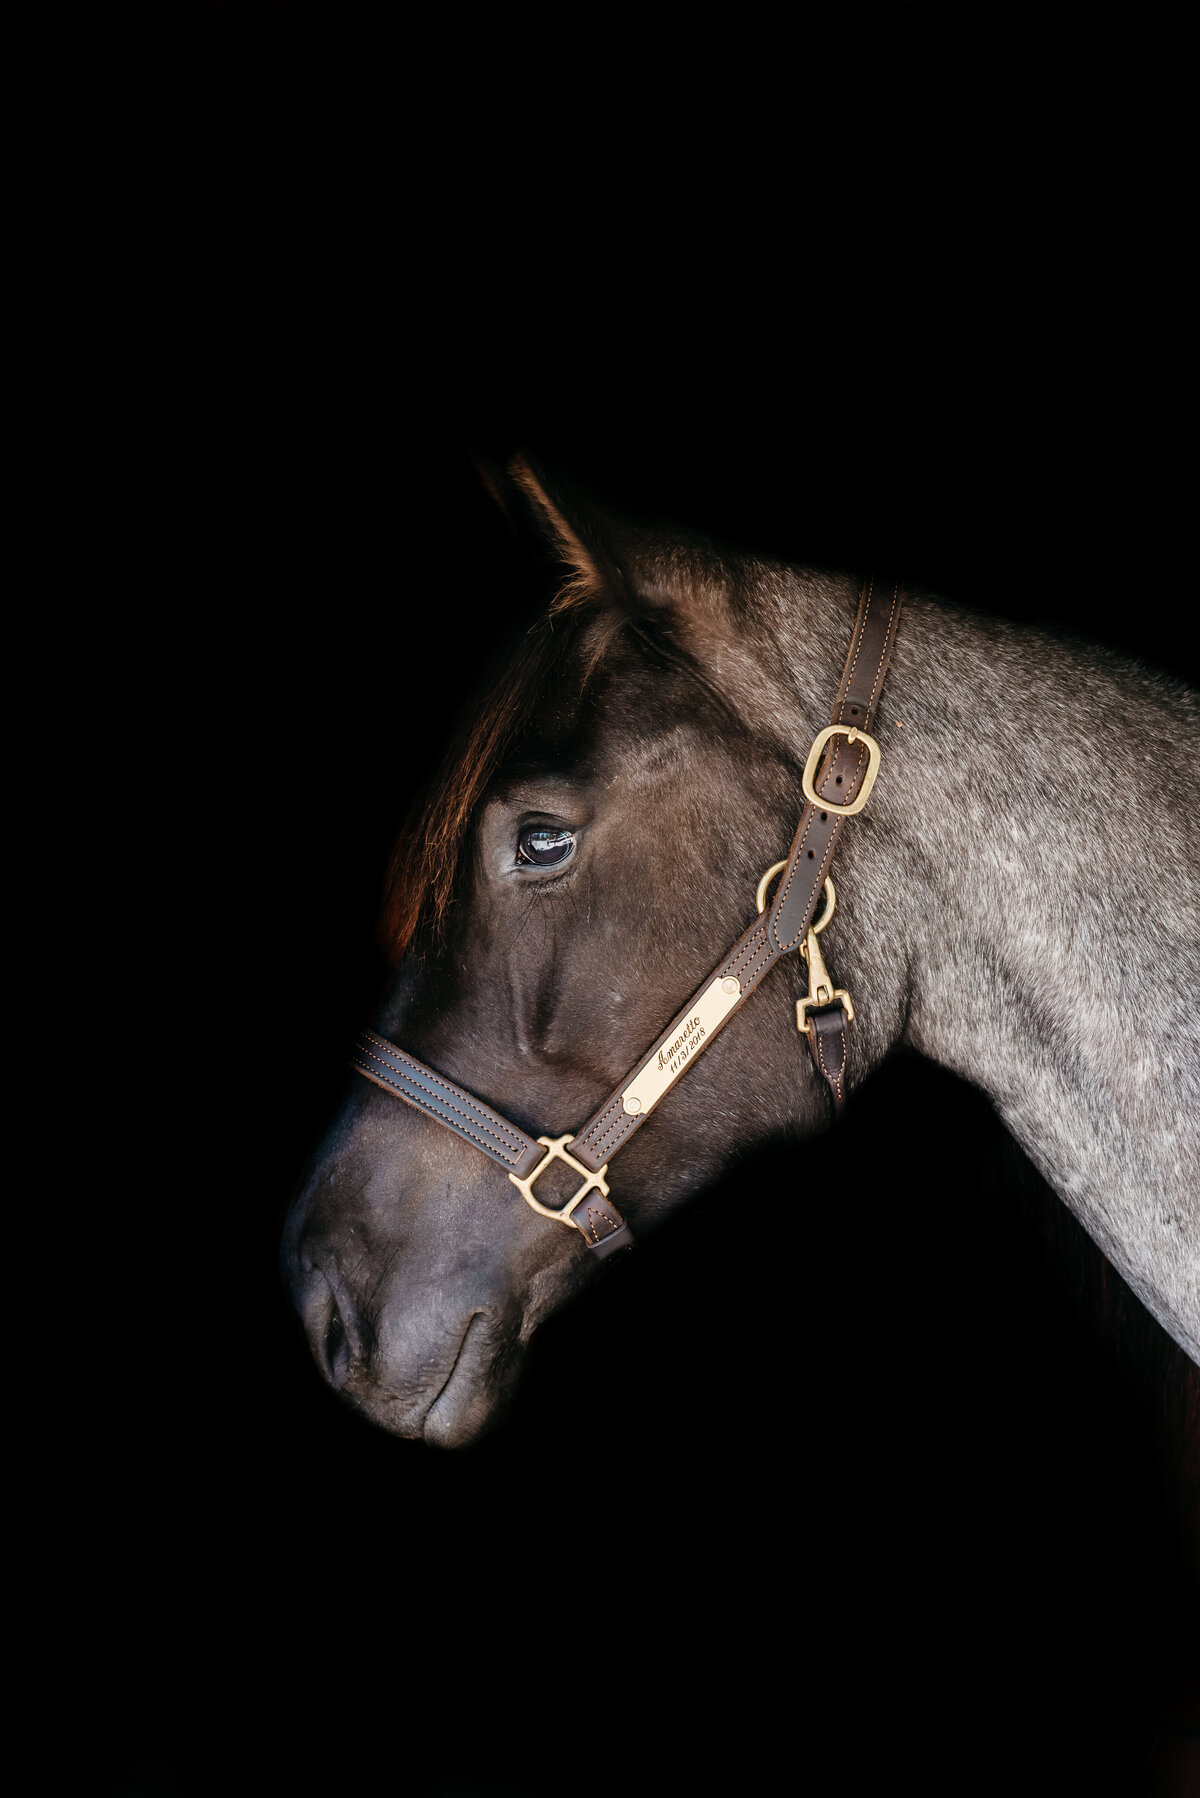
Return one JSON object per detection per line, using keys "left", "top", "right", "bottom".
{"left": 801, "top": 724, "right": 882, "bottom": 817}
{"left": 795, "top": 922, "right": 855, "bottom": 1037}
{"left": 507, "top": 1134, "right": 611, "bottom": 1229}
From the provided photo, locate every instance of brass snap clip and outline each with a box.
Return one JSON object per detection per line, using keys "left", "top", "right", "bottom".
{"left": 757, "top": 863, "right": 852, "bottom": 1036}
{"left": 795, "top": 888, "right": 854, "bottom": 1038}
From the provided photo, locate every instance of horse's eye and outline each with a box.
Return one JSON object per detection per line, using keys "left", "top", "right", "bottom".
{"left": 516, "top": 825, "right": 576, "bottom": 867}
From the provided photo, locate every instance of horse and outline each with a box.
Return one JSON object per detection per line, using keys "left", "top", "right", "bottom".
{"left": 281, "top": 456, "right": 1200, "bottom": 1447}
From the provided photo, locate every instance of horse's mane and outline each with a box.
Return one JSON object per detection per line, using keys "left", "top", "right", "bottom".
{"left": 380, "top": 593, "right": 619, "bottom": 966}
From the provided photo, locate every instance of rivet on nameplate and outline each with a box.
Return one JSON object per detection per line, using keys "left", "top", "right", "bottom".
{"left": 721, "top": 977, "right": 740, "bottom": 995}
{"left": 624, "top": 1095, "right": 642, "bottom": 1115}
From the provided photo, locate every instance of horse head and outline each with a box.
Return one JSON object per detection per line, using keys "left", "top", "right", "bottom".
{"left": 280, "top": 460, "right": 911, "bottom": 1442}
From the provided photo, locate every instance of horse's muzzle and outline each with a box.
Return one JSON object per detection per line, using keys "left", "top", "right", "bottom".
{"left": 282, "top": 1223, "right": 523, "bottom": 1446}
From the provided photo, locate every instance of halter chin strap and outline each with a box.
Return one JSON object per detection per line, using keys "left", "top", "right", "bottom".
{"left": 351, "top": 575, "right": 905, "bottom": 1257}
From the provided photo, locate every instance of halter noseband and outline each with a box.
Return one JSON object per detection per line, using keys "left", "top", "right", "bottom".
{"left": 352, "top": 576, "right": 905, "bottom": 1258}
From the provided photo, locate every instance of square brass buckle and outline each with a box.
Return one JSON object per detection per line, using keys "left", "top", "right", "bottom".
{"left": 801, "top": 723, "right": 882, "bottom": 816}
{"left": 508, "top": 1134, "right": 611, "bottom": 1228}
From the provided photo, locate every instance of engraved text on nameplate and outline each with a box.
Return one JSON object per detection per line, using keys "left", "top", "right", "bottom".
{"left": 620, "top": 976, "right": 741, "bottom": 1119}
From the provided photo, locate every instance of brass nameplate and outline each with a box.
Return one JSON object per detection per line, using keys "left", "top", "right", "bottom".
{"left": 621, "top": 975, "right": 741, "bottom": 1119}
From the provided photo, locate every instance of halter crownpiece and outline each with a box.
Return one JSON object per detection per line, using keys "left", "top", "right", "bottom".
{"left": 351, "top": 575, "right": 905, "bottom": 1257}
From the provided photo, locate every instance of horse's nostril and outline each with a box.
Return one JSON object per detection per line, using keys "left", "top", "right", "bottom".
{"left": 325, "top": 1298, "right": 352, "bottom": 1388}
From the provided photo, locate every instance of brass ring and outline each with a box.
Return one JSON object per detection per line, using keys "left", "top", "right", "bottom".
{"left": 755, "top": 860, "right": 788, "bottom": 914}
{"left": 755, "top": 863, "right": 837, "bottom": 933}
{"left": 812, "top": 876, "right": 836, "bottom": 934}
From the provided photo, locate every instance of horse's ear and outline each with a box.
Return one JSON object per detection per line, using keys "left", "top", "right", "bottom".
{"left": 476, "top": 451, "right": 764, "bottom": 723}
{"left": 476, "top": 451, "right": 730, "bottom": 629}
{"left": 468, "top": 452, "right": 629, "bottom": 614}
{"left": 509, "top": 455, "right": 618, "bottom": 612}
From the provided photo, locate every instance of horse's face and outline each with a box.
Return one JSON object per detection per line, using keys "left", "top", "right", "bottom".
{"left": 282, "top": 478, "right": 833, "bottom": 1443}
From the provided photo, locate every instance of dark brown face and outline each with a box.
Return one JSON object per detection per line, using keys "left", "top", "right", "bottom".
{"left": 280, "top": 619, "right": 818, "bottom": 1444}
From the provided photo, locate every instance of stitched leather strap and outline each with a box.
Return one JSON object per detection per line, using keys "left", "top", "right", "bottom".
{"left": 351, "top": 1030, "right": 633, "bottom": 1252}
{"left": 350, "top": 575, "right": 904, "bottom": 1252}
{"left": 570, "top": 574, "right": 904, "bottom": 1169}
{"left": 807, "top": 1005, "right": 849, "bottom": 1114}
{"left": 569, "top": 910, "right": 780, "bottom": 1172}
{"left": 353, "top": 1029, "right": 547, "bottom": 1176}
{"left": 573, "top": 1198, "right": 634, "bottom": 1257}
{"left": 768, "top": 575, "right": 903, "bottom": 952}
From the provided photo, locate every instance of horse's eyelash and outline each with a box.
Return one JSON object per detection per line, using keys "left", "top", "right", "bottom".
{"left": 519, "top": 865, "right": 576, "bottom": 891}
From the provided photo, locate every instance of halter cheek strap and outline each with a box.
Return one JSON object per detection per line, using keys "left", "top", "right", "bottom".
{"left": 350, "top": 576, "right": 905, "bottom": 1256}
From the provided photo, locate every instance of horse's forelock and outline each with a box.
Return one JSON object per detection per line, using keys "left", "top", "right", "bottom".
{"left": 380, "top": 594, "right": 622, "bottom": 966}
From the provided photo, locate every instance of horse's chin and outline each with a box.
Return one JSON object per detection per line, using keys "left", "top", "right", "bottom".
{"left": 335, "top": 1313, "right": 526, "bottom": 1449}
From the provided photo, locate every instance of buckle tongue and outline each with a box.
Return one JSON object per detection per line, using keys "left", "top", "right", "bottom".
{"left": 801, "top": 723, "right": 882, "bottom": 816}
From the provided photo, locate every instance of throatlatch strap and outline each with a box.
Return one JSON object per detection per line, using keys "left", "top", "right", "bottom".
{"left": 768, "top": 574, "right": 903, "bottom": 952}
{"left": 569, "top": 573, "right": 904, "bottom": 1168}
{"left": 351, "top": 574, "right": 904, "bottom": 1252}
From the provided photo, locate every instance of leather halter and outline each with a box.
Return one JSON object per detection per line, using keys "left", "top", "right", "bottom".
{"left": 352, "top": 576, "right": 905, "bottom": 1258}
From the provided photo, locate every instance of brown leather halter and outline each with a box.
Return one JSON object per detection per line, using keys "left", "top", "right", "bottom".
{"left": 352, "top": 577, "right": 905, "bottom": 1258}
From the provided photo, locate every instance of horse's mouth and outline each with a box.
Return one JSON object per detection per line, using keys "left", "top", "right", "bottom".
{"left": 295, "top": 1266, "right": 524, "bottom": 1447}
{"left": 421, "top": 1311, "right": 521, "bottom": 1448}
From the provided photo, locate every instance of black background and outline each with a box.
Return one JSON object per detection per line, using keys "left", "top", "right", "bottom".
{"left": 64, "top": 7, "right": 1198, "bottom": 1797}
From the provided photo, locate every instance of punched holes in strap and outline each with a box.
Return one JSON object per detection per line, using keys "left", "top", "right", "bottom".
{"left": 768, "top": 577, "right": 904, "bottom": 952}
{"left": 346, "top": 576, "right": 902, "bottom": 1254}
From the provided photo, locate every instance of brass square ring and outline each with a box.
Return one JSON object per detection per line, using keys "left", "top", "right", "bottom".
{"left": 508, "top": 1134, "right": 611, "bottom": 1227}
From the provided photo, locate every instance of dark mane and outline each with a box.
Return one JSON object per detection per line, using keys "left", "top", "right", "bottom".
{"left": 380, "top": 594, "right": 620, "bottom": 965}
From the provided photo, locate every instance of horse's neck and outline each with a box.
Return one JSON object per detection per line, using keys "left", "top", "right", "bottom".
{"left": 808, "top": 589, "right": 1200, "bottom": 1363}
